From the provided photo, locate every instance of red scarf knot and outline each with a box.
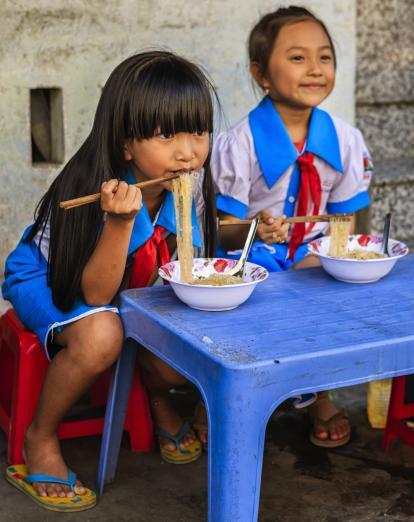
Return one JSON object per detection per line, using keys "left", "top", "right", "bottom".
{"left": 129, "top": 225, "right": 171, "bottom": 289}
{"left": 288, "top": 151, "right": 322, "bottom": 261}
{"left": 297, "top": 152, "right": 314, "bottom": 167}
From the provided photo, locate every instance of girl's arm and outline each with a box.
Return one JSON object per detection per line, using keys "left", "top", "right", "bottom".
{"left": 218, "top": 209, "right": 289, "bottom": 251}
{"left": 81, "top": 180, "right": 142, "bottom": 306}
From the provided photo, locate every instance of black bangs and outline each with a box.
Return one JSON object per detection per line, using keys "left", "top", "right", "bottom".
{"left": 128, "top": 56, "right": 214, "bottom": 139}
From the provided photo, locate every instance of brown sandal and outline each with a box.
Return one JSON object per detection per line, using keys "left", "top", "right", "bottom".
{"left": 310, "top": 407, "right": 351, "bottom": 448}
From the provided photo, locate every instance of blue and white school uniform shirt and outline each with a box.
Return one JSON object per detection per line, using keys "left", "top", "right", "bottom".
{"left": 2, "top": 171, "right": 204, "bottom": 359}
{"left": 211, "top": 96, "right": 373, "bottom": 271}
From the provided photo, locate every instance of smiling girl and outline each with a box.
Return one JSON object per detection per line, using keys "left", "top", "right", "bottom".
{"left": 3, "top": 51, "right": 217, "bottom": 510}
{"left": 211, "top": 6, "right": 373, "bottom": 447}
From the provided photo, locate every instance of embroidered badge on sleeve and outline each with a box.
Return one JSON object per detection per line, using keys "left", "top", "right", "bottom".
{"left": 363, "top": 152, "right": 373, "bottom": 180}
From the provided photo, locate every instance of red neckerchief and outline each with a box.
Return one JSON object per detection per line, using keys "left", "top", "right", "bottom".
{"left": 129, "top": 225, "right": 171, "bottom": 288}
{"left": 288, "top": 145, "right": 322, "bottom": 260}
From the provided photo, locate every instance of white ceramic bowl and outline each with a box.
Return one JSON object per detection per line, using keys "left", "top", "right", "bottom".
{"left": 158, "top": 258, "right": 269, "bottom": 311}
{"left": 308, "top": 234, "right": 409, "bottom": 283}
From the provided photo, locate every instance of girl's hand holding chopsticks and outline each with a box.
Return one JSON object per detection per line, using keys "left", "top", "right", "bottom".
{"left": 256, "top": 209, "right": 290, "bottom": 244}
{"left": 59, "top": 172, "right": 184, "bottom": 210}
{"left": 100, "top": 179, "right": 142, "bottom": 222}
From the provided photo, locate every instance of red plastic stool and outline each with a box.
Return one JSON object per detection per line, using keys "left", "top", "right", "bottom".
{"left": 0, "top": 308, "right": 154, "bottom": 465}
{"left": 382, "top": 375, "right": 414, "bottom": 450}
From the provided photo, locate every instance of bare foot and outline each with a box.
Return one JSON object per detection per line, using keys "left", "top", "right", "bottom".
{"left": 308, "top": 392, "right": 350, "bottom": 442}
{"left": 151, "top": 396, "right": 198, "bottom": 451}
{"left": 24, "top": 424, "right": 85, "bottom": 498}
{"left": 192, "top": 401, "right": 208, "bottom": 448}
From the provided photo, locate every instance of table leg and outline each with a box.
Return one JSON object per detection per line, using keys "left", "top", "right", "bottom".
{"left": 206, "top": 388, "right": 272, "bottom": 522}
{"left": 96, "top": 339, "right": 137, "bottom": 495}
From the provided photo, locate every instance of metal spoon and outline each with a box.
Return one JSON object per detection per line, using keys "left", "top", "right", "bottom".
{"left": 381, "top": 212, "right": 392, "bottom": 256}
{"left": 226, "top": 218, "right": 259, "bottom": 278}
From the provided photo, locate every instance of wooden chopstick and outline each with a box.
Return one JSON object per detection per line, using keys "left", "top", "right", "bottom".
{"left": 59, "top": 172, "right": 183, "bottom": 210}
{"left": 219, "top": 213, "right": 353, "bottom": 226}
{"left": 286, "top": 213, "right": 353, "bottom": 223}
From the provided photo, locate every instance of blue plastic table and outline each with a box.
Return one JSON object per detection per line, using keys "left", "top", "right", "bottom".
{"left": 97, "top": 256, "right": 414, "bottom": 521}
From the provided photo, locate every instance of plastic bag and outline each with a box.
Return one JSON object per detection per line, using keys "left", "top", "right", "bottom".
{"left": 367, "top": 379, "right": 392, "bottom": 429}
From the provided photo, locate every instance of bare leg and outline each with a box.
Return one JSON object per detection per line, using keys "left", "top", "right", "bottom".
{"left": 25, "top": 312, "right": 123, "bottom": 498}
{"left": 292, "top": 254, "right": 321, "bottom": 270}
{"left": 192, "top": 401, "right": 208, "bottom": 447}
{"left": 137, "top": 350, "right": 197, "bottom": 451}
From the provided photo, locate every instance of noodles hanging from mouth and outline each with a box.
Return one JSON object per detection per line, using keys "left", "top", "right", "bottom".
{"left": 172, "top": 172, "right": 197, "bottom": 283}
{"left": 172, "top": 172, "right": 244, "bottom": 286}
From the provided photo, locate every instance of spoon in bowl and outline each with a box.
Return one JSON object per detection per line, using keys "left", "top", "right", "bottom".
{"left": 226, "top": 218, "right": 259, "bottom": 278}
{"left": 381, "top": 212, "right": 392, "bottom": 256}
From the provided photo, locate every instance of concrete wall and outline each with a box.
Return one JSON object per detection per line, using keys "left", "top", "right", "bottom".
{"left": 356, "top": 0, "right": 414, "bottom": 240}
{"left": 0, "top": 0, "right": 356, "bottom": 310}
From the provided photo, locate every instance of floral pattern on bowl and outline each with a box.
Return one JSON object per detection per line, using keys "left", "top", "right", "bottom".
{"left": 159, "top": 258, "right": 268, "bottom": 286}
{"left": 158, "top": 258, "right": 269, "bottom": 311}
{"left": 308, "top": 235, "right": 409, "bottom": 283}
{"left": 308, "top": 235, "right": 409, "bottom": 261}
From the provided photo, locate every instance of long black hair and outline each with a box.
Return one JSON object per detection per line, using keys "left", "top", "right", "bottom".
{"left": 27, "top": 51, "right": 218, "bottom": 311}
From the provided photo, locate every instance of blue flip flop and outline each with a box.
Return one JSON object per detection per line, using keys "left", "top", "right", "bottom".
{"left": 157, "top": 421, "right": 202, "bottom": 464}
{"left": 292, "top": 393, "right": 318, "bottom": 409}
{"left": 5, "top": 464, "right": 96, "bottom": 512}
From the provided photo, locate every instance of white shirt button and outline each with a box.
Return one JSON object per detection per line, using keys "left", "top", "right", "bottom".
{"left": 288, "top": 196, "right": 295, "bottom": 203}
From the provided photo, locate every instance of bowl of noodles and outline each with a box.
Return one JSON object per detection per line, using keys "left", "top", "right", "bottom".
{"left": 159, "top": 258, "right": 269, "bottom": 311}
{"left": 308, "top": 234, "right": 409, "bottom": 283}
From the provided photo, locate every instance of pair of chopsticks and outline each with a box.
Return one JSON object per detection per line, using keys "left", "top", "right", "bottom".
{"left": 59, "top": 172, "right": 184, "bottom": 210}
{"left": 219, "top": 213, "right": 353, "bottom": 226}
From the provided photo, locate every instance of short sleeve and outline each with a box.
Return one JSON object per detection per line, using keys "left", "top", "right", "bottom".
{"left": 327, "top": 128, "right": 373, "bottom": 214}
{"left": 34, "top": 220, "right": 51, "bottom": 261}
{"left": 211, "top": 130, "right": 252, "bottom": 219}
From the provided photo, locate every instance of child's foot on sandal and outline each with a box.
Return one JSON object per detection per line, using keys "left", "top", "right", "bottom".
{"left": 6, "top": 424, "right": 96, "bottom": 512}
{"left": 24, "top": 424, "right": 86, "bottom": 498}
{"left": 151, "top": 397, "right": 202, "bottom": 463}
{"left": 308, "top": 392, "right": 351, "bottom": 448}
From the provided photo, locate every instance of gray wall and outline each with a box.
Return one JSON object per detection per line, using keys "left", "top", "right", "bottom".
{"left": 356, "top": 0, "right": 414, "bottom": 239}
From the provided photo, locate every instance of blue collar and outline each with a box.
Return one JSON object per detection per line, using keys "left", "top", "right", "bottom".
{"left": 123, "top": 170, "right": 202, "bottom": 255}
{"left": 248, "top": 97, "right": 343, "bottom": 189}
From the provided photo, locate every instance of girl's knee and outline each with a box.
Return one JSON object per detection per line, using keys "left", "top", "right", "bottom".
{"left": 67, "top": 312, "right": 123, "bottom": 371}
{"left": 163, "top": 365, "right": 187, "bottom": 386}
